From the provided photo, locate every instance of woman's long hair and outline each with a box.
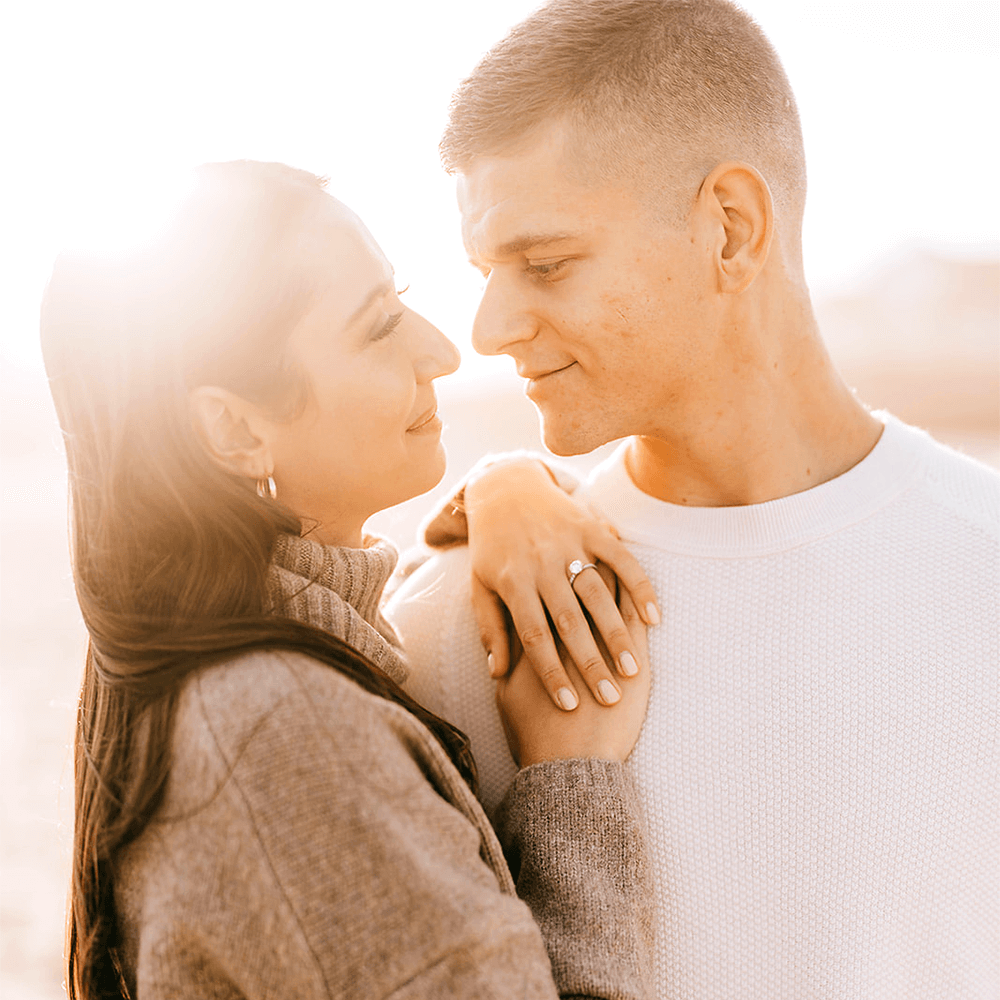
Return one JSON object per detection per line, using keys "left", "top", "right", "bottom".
{"left": 41, "top": 162, "right": 476, "bottom": 1000}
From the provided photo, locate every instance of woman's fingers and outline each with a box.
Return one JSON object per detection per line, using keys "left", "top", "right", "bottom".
{"left": 504, "top": 592, "right": 582, "bottom": 711}
{"left": 497, "top": 557, "right": 649, "bottom": 710}
{"left": 568, "top": 562, "right": 647, "bottom": 677}
{"left": 471, "top": 576, "right": 510, "bottom": 678}
{"left": 616, "top": 583, "right": 648, "bottom": 663}
{"left": 541, "top": 569, "right": 624, "bottom": 707}
{"left": 588, "top": 530, "right": 661, "bottom": 626}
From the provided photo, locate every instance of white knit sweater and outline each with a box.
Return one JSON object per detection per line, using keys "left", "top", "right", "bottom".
{"left": 385, "top": 414, "right": 999, "bottom": 1000}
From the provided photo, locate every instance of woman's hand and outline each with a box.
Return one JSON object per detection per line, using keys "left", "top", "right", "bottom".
{"left": 496, "top": 585, "right": 651, "bottom": 766}
{"left": 464, "top": 458, "right": 659, "bottom": 712}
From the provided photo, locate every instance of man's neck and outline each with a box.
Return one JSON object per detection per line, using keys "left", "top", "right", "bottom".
{"left": 625, "top": 339, "right": 883, "bottom": 508}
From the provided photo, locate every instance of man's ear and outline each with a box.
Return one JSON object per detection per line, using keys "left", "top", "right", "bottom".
{"left": 697, "top": 161, "right": 773, "bottom": 294}
{"left": 188, "top": 385, "right": 274, "bottom": 481}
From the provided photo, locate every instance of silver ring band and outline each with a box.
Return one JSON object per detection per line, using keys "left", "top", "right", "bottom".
{"left": 567, "top": 559, "right": 598, "bottom": 587}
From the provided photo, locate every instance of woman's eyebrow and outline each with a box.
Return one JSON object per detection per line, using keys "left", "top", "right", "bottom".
{"left": 345, "top": 278, "right": 395, "bottom": 327}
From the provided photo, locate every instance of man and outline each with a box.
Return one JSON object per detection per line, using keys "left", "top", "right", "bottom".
{"left": 386, "top": 1, "right": 999, "bottom": 996}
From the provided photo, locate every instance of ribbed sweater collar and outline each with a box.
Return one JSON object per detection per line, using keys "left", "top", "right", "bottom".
{"left": 266, "top": 533, "right": 408, "bottom": 684}
{"left": 579, "top": 413, "right": 928, "bottom": 557}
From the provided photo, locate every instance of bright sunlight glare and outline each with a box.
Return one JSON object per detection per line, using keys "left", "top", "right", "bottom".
{"left": 58, "top": 171, "right": 198, "bottom": 258}
{"left": 2, "top": 0, "right": 997, "bottom": 378}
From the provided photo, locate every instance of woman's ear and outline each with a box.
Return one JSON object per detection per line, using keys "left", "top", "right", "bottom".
{"left": 697, "top": 161, "right": 774, "bottom": 294}
{"left": 188, "top": 386, "right": 274, "bottom": 481}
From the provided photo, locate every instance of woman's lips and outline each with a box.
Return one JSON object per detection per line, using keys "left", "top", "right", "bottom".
{"left": 407, "top": 405, "right": 440, "bottom": 433}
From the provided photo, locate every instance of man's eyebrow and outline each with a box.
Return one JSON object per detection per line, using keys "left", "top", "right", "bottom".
{"left": 494, "top": 232, "right": 579, "bottom": 258}
{"left": 345, "top": 277, "right": 395, "bottom": 328}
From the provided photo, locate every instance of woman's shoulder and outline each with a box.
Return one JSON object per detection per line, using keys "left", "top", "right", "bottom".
{"left": 181, "top": 648, "right": 414, "bottom": 754}
{"left": 119, "top": 649, "right": 488, "bottom": 999}
{"left": 171, "top": 647, "right": 459, "bottom": 807}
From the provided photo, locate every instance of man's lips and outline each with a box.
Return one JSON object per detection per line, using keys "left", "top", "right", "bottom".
{"left": 518, "top": 361, "right": 577, "bottom": 382}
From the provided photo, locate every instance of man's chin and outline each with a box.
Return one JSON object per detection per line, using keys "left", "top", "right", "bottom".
{"left": 538, "top": 416, "right": 606, "bottom": 458}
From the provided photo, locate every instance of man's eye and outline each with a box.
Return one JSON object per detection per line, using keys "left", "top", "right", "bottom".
{"left": 525, "top": 259, "right": 568, "bottom": 278}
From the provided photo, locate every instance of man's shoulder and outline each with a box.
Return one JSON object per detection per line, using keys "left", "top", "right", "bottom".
{"left": 384, "top": 549, "right": 519, "bottom": 813}
{"left": 384, "top": 544, "right": 479, "bottom": 667}
{"left": 899, "top": 422, "right": 1000, "bottom": 536}
{"left": 383, "top": 545, "right": 482, "bottom": 708}
{"left": 387, "top": 544, "right": 476, "bottom": 626}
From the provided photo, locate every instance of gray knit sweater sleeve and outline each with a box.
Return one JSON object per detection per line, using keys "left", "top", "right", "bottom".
{"left": 498, "top": 760, "right": 654, "bottom": 998}
{"left": 115, "top": 650, "right": 652, "bottom": 999}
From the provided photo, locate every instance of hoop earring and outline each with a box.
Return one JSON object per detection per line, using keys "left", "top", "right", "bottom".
{"left": 256, "top": 475, "right": 277, "bottom": 500}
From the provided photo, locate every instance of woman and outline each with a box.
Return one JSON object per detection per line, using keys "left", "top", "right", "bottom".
{"left": 42, "top": 161, "right": 653, "bottom": 998}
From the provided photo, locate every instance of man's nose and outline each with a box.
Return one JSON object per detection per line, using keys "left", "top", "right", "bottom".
{"left": 471, "top": 273, "right": 536, "bottom": 357}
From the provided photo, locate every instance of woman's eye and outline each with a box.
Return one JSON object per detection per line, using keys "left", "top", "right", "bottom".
{"left": 372, "top": 311, "right": 404, "bottom": 341}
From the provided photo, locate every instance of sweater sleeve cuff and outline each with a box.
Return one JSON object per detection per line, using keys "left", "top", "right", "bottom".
{"left": 494, "top": 759, "right": 654, "bottom": 998}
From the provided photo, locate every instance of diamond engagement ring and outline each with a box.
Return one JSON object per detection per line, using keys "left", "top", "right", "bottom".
{"left": 567, "top": 559, "right": 598, "bottom": 587}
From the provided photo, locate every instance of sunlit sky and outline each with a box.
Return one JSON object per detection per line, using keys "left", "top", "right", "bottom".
{"left": 2, "top": 0, "right": 997, "bottom": 379}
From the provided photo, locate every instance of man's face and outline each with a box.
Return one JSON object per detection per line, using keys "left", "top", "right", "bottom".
{"left": 458, "top": 122, "right": 721, "bottom": 456}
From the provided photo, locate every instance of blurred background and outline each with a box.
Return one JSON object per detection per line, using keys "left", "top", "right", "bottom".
{"left": 1, "top": 1, "right": 997, "bottom": 996}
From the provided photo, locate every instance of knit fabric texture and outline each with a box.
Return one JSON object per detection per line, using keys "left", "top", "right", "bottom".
{"left": 386, "top": 414, "right": 1000, "bottom": 999}
{"left": 114, "top": 532, "right": 654, "bottom": 998}
{"left": 267, "top": 532, "right": 409, "bottom": 684}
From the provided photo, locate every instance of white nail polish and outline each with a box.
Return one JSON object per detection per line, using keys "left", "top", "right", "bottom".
{"left": 556, "top": 687, "right": 578, "bottom": 711}
{"left": 619, "top": 651, "right": 639, "bottom": 676}
{"left": 597, "top": 679, "right": 621, "bottom": 705}
{"left": 645, "top": 602, "right": 661, "bottom": 626}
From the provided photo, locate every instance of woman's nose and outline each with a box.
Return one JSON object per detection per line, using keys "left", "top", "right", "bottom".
{"left": 412, "top": 311, "right": 461, "bottom": 381}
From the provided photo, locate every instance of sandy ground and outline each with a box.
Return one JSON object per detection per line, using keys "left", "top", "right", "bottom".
{"left": 1, "top": 375, "right": 996, "bottom": 999}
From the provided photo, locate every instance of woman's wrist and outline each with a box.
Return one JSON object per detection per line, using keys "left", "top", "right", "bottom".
{"left": 422, "top": 452, "right": 575, "bottom": 549}
{"left": 463, "top": 457, "right": 558, "bottom": 516}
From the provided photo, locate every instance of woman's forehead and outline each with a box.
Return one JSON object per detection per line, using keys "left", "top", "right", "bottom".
{"left": 302, "top": 196, "right": 387, "bottom": 267}
{"left": 292, "top": 200, "right": 393, "bottom": 329}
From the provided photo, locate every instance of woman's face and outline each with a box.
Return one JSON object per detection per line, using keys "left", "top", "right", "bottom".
{"left": 265, "top": 197, "right": 460, "bottom": 545}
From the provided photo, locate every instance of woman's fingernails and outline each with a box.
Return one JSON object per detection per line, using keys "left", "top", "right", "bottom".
{"left": 487, "top": 652, "right": 501, "bottom": 677}
{"left": 645, "top": 602, "right": 661, "bottom": 626}
{"left": 597, "top": 679, "right": 621, "bottom": 705}
{"left": 556, "top": 687, "right": 579, "bottom": 711}
{"left": 619, "top": 651, "right": 639, "bottom": 676}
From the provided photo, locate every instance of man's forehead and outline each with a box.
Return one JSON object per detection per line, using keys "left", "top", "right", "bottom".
{"left": 456, "top": 131, "right": 612, "bottom": 256}
{"left": 457, "top": 188, "right": 578, "bottom": 259}
{"left": 457, "top": 122, "right": 573, "bottom": 200}
{"left": 457, "top": 163, "right": 643, "bottom": 262}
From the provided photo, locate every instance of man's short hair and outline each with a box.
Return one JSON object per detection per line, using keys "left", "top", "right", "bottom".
{"left": 441, "top": 0, "right": 807, "bottom": 231}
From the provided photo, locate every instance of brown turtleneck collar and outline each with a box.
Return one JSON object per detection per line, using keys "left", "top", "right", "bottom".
{"left": 266, "top": 532, "right": 408, "bottom": 685}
